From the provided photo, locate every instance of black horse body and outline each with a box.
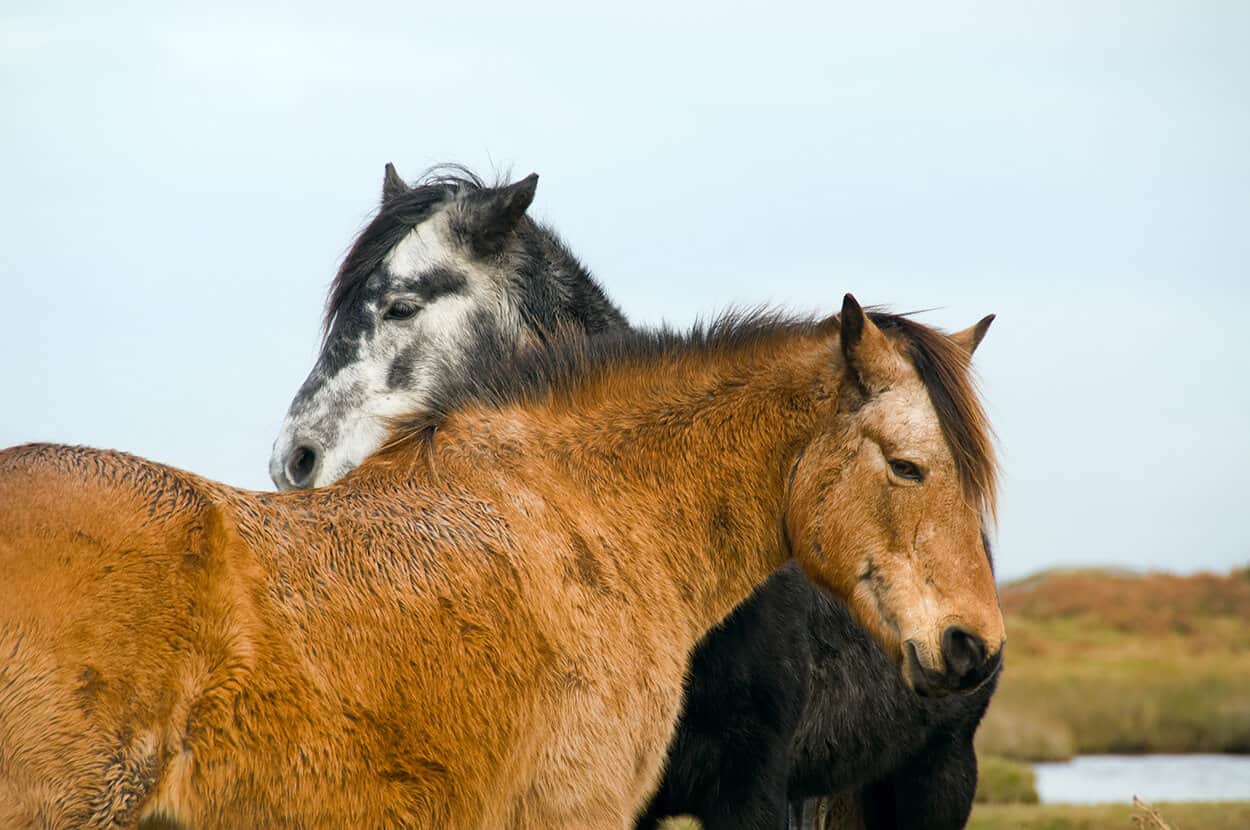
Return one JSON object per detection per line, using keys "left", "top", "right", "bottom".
{"left": 635, "top": 563, "right": 995, "bottom": 830}
{"left": 786, "top": 587, "right": 997, "bottom": 829}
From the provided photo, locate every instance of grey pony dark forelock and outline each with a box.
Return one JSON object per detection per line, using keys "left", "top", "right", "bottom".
{"left": 299, "top": 163, "right": 628, "bottom": 415}
{"left": 323, "top": 165, "right": 487, "bottom": 338}
{"left": 325, "top": 163, "right": 626, "bottom": 340}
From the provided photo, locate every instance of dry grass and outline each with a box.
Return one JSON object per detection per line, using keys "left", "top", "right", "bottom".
{"left": 1132, "top": 797, "right": 1175, "bottom": 830}
{"left": 977, "top": 566, "right": 1250, "bottom": 760}
{"left": 1001, "top": 568, "right": 1250, "bottom": 639}
{"left": 969, "top": 801, "right": 1250, "bottom": 830}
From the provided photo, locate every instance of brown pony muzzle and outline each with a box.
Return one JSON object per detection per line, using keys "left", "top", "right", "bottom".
{"left": 863, "top": 531, "right": 1006, "bottom": 698}
{"left": 837, "top": 561, "right": 1005, "bottom": 699}
{"left": 905, "top": 626, "right": 1004, "bottom": 698}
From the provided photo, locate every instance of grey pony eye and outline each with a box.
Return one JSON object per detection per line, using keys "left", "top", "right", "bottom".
{"left": 888, "top": 459, "right": 924, "bottom": 482}
{"left": 383, "top": 300, "right": 422, "bottom": 321}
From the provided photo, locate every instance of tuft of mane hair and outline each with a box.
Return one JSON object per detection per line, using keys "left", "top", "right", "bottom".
{"left": 382, "top": 308, "right": 821, "bottom": 447}
{"left": 874, "top": 313, "right": 998, "bottom": 520}
{"left": 324, "top": 164, "right": 489, "bottom": 336}
{"left": 379, "top": 307, "right": 997, "bottom": 520}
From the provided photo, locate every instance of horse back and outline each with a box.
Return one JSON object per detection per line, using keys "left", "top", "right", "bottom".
{"left": 0, "top": 443, "right": 252, "bottom": 827}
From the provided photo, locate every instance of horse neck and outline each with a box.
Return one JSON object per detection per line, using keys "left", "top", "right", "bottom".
{"left": 438, "top": 331, "right": 838, "bottom": 632}
{"left": 514, "top": 221, "right": 630, "bottom": 336}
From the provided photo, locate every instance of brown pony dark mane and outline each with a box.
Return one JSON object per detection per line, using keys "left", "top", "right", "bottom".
{"left": 873, "top": 313, "right": 998, "bottom": 520}
{"left": 379, "top": 308, "right": 997, "bottom": 519}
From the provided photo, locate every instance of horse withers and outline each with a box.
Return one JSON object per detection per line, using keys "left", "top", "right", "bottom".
{"left": 271, "top": 166, "right": 1003, "bottom": 829}
{"left": 0, "top": 295, "right": 1002, "bottom": 828}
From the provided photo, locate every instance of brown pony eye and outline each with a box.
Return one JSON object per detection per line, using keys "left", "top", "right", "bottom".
{"left": 889, "top": 459, "right": 924, "bottom": 482}
{"left": 384, "top": 301, "right": 421, "bottom": 321}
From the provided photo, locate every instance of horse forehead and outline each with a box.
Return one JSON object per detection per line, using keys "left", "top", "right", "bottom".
{"left": 866, "top": 382, "right": 944, "bottom": 450}
{"left": 383, "top": 212, "right": 465, "bottom": 279}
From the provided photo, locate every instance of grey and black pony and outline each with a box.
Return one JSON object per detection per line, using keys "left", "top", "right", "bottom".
{"left": 270, "top": 165, "right": 1000, "bottom": 830}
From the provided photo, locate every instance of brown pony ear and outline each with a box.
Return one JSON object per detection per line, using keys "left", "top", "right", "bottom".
{"left": 951, "top": 314, "right": 995, "bottom": 356}
{"left": 840, "top": 294, "right": 897, "bottom": 393}
{"left": 382, "top": 163, "right": 408, "bottom": 203}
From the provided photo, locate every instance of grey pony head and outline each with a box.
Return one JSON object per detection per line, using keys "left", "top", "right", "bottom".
{"left": 270, "top": 164, "right": 628, "bottom": 490}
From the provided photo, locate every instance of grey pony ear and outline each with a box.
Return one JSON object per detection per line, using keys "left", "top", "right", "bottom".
{"left": 382, "top": 163, "right": 408, "bottom": 204}
{"left": 458, "top": 173, "right": 539, "bottom": 255}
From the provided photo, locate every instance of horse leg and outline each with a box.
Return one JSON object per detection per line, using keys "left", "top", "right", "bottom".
{"left": 796, "top": 793, "right": 865, "bottom": 830}
{"left": 786, "top": 799, "right": 804, "bottom": 830}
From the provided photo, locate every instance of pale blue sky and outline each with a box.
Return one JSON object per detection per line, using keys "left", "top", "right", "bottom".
{"left": 2, "top": 2, "right": 1247, "bottom": 579}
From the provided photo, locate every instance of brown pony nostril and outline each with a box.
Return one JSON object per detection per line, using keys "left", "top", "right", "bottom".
{"left": 941, "top": 625, "right": 987, "bottom": 684}
{"left": 905, "top": 640, "right": 945, "bottom": 698}
{"left": 285, "top": 443, "right": 321, "bottom": 489}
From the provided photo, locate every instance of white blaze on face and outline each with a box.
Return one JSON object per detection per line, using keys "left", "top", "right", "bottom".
{"left": 270, "top": 209, "right": 519, "bottom": 489}
{"left": 866, "top": 383, "right": 944, "bottom": 459}
{"left": 859, "top": 379, "right": 956, "bottom": 664}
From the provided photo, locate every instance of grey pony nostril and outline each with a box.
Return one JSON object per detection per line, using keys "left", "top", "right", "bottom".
{"left": 941, "top": 625, "right": 987, "bottom": 681}
{"left": 285, "top": 443, "right": 321, "bottom": 489}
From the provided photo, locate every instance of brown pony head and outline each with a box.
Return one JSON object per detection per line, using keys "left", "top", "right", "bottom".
{"left": 788, "top": 294, "right": 1003, "bottom": 697}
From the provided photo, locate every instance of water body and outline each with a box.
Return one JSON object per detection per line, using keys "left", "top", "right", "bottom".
{"left": 1035, "top": 754, "right": 1250, "bottom": 804}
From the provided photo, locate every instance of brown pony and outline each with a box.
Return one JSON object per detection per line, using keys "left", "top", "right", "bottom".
{"left": 0, "top": 296, "right": 1003, "bottom": 829}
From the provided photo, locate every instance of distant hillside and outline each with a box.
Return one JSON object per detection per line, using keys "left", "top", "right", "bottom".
{"left": 978, "top": 566, "right": 1250, "bottom": 761}
{"left": 1001, "top": 566, "right": 1250, "bottom": 637}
